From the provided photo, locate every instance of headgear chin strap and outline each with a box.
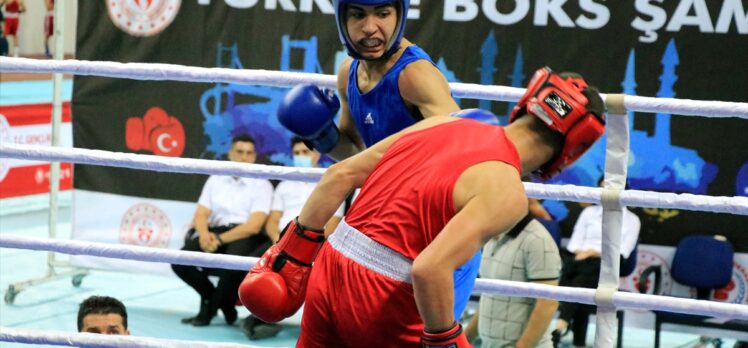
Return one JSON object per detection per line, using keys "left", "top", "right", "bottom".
{"left": 334, "top": 0, "right": 410, "bottom": 60}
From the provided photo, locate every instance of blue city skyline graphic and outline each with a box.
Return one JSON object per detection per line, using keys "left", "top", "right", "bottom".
{"left": 199, "top": 35, "right": 729, "bottom": 222}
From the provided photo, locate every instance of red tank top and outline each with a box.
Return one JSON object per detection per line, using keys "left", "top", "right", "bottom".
{"left": 5, "top": 1, "right": 20, "bottom": 13}
{"left": 345, "top": 119, "right": 521, "bottom": 260}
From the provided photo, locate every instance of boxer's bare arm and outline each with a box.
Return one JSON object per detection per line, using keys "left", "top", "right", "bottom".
{"left": 412, "top": 161, "right": 527, "bottom": 331}
{"left": 399, "top": 60, "right": 460, "bottom": 118}
{"left": 327, "top": 58, "right": 365, "bottom": 161}
{"left": 298, "top": 116, "right": 459, "bottom": 229}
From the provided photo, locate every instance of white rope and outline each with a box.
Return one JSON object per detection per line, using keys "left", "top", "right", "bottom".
{"left": 472, "top": 280, "right": 748, "bottom": 320}
{"left": 2, "top": 142, "right": 746, "bottom": 216}
{"left": 2, "top": 234, "right": 747, "bottom": 320}
{"left": 0, "top": 234, "right": 254, "bottom": 271}
{"left": 0, "top": 142, "right": 325, "bottom": 183}
{"left": 2, "top": 57, "right": 747, "bottom": 119}
{"left": 0, "top": 327, "right": 270, "bottom": 348}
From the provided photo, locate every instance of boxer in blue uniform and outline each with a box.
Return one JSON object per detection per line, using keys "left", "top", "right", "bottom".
{"left": 277, "top": 0, "right": 483, "bottom": 321}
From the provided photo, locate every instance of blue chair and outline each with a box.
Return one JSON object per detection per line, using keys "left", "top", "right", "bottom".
{"left": 638, "top": 235, "right": 736, "bottom": 348}
{"left": 537, "top": 218, "right": 562, "bottom": 247}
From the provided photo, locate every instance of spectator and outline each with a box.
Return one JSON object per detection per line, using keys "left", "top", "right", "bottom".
{"left": 0, "top": 7, "right": 8, "bottom": 56}
{"left": 465, "top": 200, "right": 561, "bottom": 348}
{"left": 0, "top": 0, "right": 25, "bottom": 57}
{"left": 239, "top": 137, "right": 345, "bottom": 340}
{"left": 77, "top": 296, "right": 130, "bottom": 335}
{"left": 172, "top": 134, "right": 273, "bottom": 327}
{"left": 552, "top": 178, "right": 641, "bottom": 347}
{"left": 43, "top": 0, "right": 53, "bottom": 58}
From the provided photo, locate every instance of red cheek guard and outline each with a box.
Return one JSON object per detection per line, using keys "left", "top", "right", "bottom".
{"left": 509, "top": 67, "right": 606, "bottom": 179}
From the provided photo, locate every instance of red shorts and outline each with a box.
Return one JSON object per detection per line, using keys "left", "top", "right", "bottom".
{"left": 44, "top": 14, "right": 53, "bottom": 37}
{"left": 4, "top": 17, "right": 19, "bottom": 36}
{"left": 297, "top": 244, "right": 423, "bottom": 348}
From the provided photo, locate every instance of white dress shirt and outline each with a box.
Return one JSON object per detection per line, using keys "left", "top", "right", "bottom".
{"left": 197, "top": 175, "right": 273, "bottom": 226}
{"left": 566, "top": 205, "right": 641, "bottom": 258}
{"left": 271, "top": 180, "right": 344, "bottom": 229}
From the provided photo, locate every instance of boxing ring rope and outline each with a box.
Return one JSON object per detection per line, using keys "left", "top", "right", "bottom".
{"left": 2, "top": 234, "right": 747, "bottom": 321}
{"left": 1, "top": 142, "right": 746, "bottom": 216}
{"left": 2, "top": 57, "right": 748, "bottom": 119}
{"left": 3, "top": 56, "right": 748, "bottom": 347}
{"left": 0, "top": 327, "right": 268, "bottom": 348}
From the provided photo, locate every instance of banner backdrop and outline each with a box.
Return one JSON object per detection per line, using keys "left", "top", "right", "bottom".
{"left": 0, "top": 103, "right": 72, "bottom": 198}
{"left": 72, "top": 0, "right": 748, "bottom": 281}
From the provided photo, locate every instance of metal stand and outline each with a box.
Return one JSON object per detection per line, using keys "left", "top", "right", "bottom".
{"left": 4, "top": 0, "right": 89, "bottom": 305}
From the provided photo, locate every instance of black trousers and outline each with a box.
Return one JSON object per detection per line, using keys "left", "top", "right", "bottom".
{"left": 171, "top": 226, "right": 271, "bottom": 311}
{"left": 557, "top": 256, "right": 601, "bottom": 346}
{"left": 558, "top": 253, "right": 628, "bottom": 346}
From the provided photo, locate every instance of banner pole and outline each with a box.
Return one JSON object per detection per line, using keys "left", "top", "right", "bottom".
{"left": 47, "top": 0, "right": 66, "bottom": 275}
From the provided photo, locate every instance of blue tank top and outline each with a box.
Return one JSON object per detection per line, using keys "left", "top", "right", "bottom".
{"left": 347, "top": 45, "right": 433, "bottom": 147}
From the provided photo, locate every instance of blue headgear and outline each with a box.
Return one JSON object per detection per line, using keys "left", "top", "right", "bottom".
{"left": 334, "top": 0, "right": 410, "bottom": 60}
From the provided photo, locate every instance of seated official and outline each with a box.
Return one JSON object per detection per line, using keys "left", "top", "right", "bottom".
{"left": 553, "top": 179, "right": 640, "bottom": 347}
{"left": 172, "top": 134, "right": 273, "bottom": 327}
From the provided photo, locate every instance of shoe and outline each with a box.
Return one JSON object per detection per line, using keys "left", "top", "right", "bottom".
{"left": 222, "top": 304, "right": 237, "bottom": 325}
{"left": 239, "top": 315, "right": 258, "bottom": 338}
{"left": 249, "top": 323, "right": 282, "bottom": 340}
{"left": 551, "top": 329, "right": 565, "bottom": 348}
{"left": 239, "top": 315, "right": 281, "bottom": 340}
{"left": 181, "top": 299, "right": 216, "bottom": 326}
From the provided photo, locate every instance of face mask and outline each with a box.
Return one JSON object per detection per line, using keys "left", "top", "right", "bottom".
{"left": 293, "top": 155, "right": 314, "bottom": 168}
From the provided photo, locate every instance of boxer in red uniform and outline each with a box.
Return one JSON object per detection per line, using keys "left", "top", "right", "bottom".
{"left": 1, "top": 0, "right": 25, "bottom": 57}
{"left": 43, "top": 0, "right": 54, "bottom": 58}
{"left": 240, "top": 67, "right": 605, "bottom": 347}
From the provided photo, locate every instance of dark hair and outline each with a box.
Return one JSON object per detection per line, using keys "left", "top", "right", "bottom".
{"left": 290, "top": 136, "right": 306, "bottom": 147}
{"left": 77, "top": 296, "right": 128, "bottom": 331}
{"left": 232, "top": 134, "right": 255, "bottom": 146}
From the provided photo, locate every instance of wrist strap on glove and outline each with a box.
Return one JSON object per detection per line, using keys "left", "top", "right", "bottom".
{"left": 421, "top": 321, "right": 470, "bottom": 348}
{"left": 273, "top": 217, "right": 325, "bottom": 271}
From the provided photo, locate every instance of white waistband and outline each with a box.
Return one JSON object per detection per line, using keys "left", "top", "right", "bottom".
{"left": 5, "top": 13, "right": 20, "bottom": 18}
{"left": 328, "top": 220, "right": 413, "bottom": 283}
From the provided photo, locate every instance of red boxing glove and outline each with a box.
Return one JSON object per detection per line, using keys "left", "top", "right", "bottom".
{"left": 421, "top": 322, "right": 471, "bottom": 348}
{"left": 238, "top": 218, "right": 325, "bottom": 323}
{"left": 510, "top": 67, "right": 605, "bottom": 179}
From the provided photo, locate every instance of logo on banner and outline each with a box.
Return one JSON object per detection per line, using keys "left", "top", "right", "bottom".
{"left": 120, "top": 203, "right": 172, "bottom": 248}
{"left": 624, "top": 250, "right": 673, "bottom": 296}
{"left": 126, "top": 106, "right": 186, "bottom": 157}
{"left": 713, "top": 262, "right": 748, "bottom": 304}
{"left": 107, "top": 0, "right": 181, "bottom": 37}
{"left": 0, "top": 114, "right": 11, "bottom": 182}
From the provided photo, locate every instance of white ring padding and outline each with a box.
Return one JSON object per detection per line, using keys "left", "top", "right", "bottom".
{"left": 3, "top": 234, "right": 748, "bottom": 320}
{"left": 2, "top": 57, "right": 747, "bottom": 119}
{"left": 0, "top": 234, "right": 255, "bottom": 271}
{"left": 594, "top": 286, "right": 618, "bottom": 309}
{"left": 2, "top": 143, "right": 747, "bottom": 216}
{"left": 601, "top": 188, "right": 623, "bottom": 211}
{"left": 0, "top": 327, "right": 272, "bottom": 348}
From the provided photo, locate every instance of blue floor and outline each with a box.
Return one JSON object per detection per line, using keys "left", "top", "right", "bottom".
{"left": 0, "top": 80, "right": 74, "bottom": 106}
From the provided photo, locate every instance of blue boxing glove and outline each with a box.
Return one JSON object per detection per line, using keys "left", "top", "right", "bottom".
{"left": 278, "top": 84, "right": 341, "bottom": 153}
{"left": 451, "top": 108, "right": 500, "bottom": 126}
